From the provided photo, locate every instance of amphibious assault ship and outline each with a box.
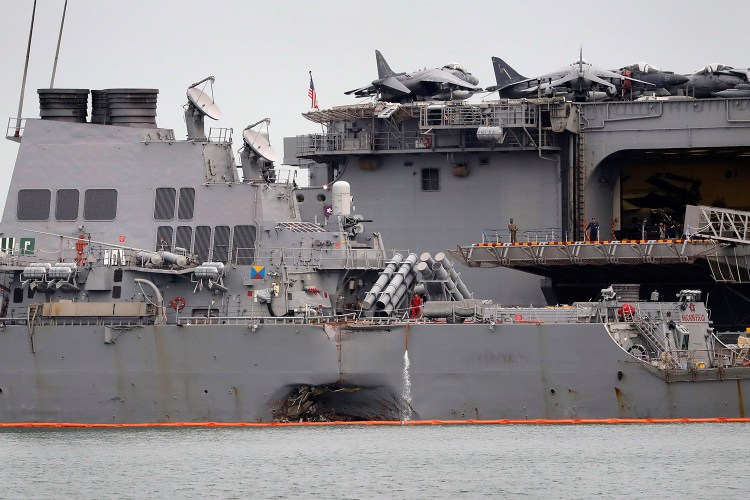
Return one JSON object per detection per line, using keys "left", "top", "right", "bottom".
{"left": 0, "top": 81, "right": 749, "bottom": 423}
{"left": 287, "top": 96, "right": 750, "bottom": 330}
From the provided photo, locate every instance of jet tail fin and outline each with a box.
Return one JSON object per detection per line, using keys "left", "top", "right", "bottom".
{"left": 376, "top": 50, "right": 396, "bottom": 79}
{"left": 491, "top": 57, "right": 526, "bottom": 88}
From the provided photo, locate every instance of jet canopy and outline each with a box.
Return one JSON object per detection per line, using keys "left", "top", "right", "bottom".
{"left": 624, "top": 62, "right": 662, "bottom": 74}
{"left": 696, "top": 64, "right": 734, "bottom": 75}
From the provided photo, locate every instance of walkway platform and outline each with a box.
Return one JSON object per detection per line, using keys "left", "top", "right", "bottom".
{"left": 449, "top": 239, "right": 725, "bottom": 268}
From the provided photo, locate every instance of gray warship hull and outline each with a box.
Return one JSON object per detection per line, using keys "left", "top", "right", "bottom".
{"left": 1, "top": 321, "right": 747, "bottom": 423}
{"left": 2, "top": 81, "right": 750, "bottom": 424}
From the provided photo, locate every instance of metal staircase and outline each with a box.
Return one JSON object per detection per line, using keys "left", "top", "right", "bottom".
{"left": 622, "top": 307, "right": 665, "bottom": 353}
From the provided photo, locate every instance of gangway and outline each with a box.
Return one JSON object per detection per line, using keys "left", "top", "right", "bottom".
{"left": 684, "top": 205, "right": 750, "bottom": 283}
{"left": 685, "top": 205, "right": 750, "bottom": 244}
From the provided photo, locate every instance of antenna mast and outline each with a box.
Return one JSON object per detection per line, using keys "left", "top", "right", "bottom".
{"left": 50, "top": 0, "right": 69, "bottom": 88}
{"left": 15, "top": 0, "right": 37, "bottom": 137}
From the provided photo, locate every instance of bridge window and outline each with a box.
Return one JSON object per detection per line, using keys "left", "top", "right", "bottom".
{"left": 156, "top": 226, "right": 173, "bottom": 251}
{"left": 213, "top": 226, "right": 231, "bottom": 263}
{"left": 17, "top": 189, "right": 51, "bottom": 221}
{"left": 178, "top": 188, "right": 195, "bottom": 220}
{"left": 421, "top": 168, "right": 440, "bottom": 191}
{"left": 232, "top": 225, "right": 256, "bottom": 265}
{"left": 154, "top": 188, "right": 176, "bottom": 220}
{"left": 175, "top": 226, "right": 193, "bottom": 253}
{"left": 194, "top": 226, "right": 212, "bottom": 262}
{"left": 84, "top": 189, "right": 117, "bottom": 221}
{"left": 55, "top": 189, "right": 79, "bottom": 221}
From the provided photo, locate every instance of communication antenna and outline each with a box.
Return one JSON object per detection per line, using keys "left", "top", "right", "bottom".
{"left": 241, "top": 118, "right": 280, "bottom": 183}
{"left": 243, "top": 118, "right": 280, "bottom": 163}
{"left": 185, "top": 76, "right": 222, "bottom": 139}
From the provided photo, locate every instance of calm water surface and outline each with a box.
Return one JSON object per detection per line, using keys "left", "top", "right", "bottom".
{"left": 1, "top": 423, "right": 749, "bottom": 499}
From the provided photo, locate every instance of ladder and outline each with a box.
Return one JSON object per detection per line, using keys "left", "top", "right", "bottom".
{"left": 622, "top": 307, "right": 665, "bottom": 353}
{"left": 575, "top": 133, "right": 586, "bottom": 241}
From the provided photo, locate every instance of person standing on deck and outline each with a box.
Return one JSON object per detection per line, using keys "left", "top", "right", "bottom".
{"left": 410, "top": 293, "right": 423, "bottom": 319}
{"left": 508, "top": 218, "right": 518, "bottom": 244}
{"left": 586, "top": 217, "right": 600, "bottom": 242}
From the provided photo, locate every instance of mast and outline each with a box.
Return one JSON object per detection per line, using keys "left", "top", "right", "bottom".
{"left": 15, "top": 0, "right": 37, "bottom": 137}
{"left": 50, "top": 0, "right": 69, "bottom": 88}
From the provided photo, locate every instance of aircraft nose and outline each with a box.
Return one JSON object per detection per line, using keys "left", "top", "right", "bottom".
{"left": 669, "top": 74, "right": 689, "bottom": 86}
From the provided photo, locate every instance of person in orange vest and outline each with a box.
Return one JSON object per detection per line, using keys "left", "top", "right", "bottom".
{"left": 410, "top": 293, "right": 423, "bottom": 318}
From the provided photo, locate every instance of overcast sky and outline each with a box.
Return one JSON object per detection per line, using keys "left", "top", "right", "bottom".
{"left": 1, "top": 0, "right": 749, "bottom": 210}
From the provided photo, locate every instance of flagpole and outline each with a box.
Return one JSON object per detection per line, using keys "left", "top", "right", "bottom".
{"left": 308, "top": 70, "right": 325, "bottom": 133}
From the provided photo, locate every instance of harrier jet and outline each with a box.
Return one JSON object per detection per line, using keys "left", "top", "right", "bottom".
{"left": 346, "top": 50, "right": 480, "bottom": 102}
{"left": 678, "top": 64, "right": 748, "bottom": 98}
{"left": 488, "top": 52, "right": 652, "bottom": 101}
{"left": 617, "top": 62, "right": 689, "bottom": 97}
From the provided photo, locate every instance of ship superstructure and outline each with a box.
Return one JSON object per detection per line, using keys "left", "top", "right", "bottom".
{"left": 287, "top": 97, "right": 750, "bottom": 328}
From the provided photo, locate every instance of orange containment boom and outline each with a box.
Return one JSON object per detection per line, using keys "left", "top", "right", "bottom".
{"left": 2, "top": 418, "right": 750, "bottom": 428}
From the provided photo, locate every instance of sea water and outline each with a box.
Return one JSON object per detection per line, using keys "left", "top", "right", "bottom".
{"left": 2, "top": 423, "right": 749, "bottom": 499}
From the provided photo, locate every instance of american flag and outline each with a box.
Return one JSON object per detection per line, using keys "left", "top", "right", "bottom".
{"left": 308, "top": 71, "right": 319, "bottom": 110}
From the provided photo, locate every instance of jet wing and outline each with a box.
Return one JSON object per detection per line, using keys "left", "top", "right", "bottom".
{"left": 345, "top": 76, "right": 411, "bottom": 97}
{"left": 415, "top": 70, "right": 480, "bottom": 90}
{"left": 519, "top": 72, "right": 578, "bottom": 94}
{"left": 345, "top": 85, "right": 376, "bottom": 96}
{"left": 378, "top": 76, "right": 411, "bottom": 94}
